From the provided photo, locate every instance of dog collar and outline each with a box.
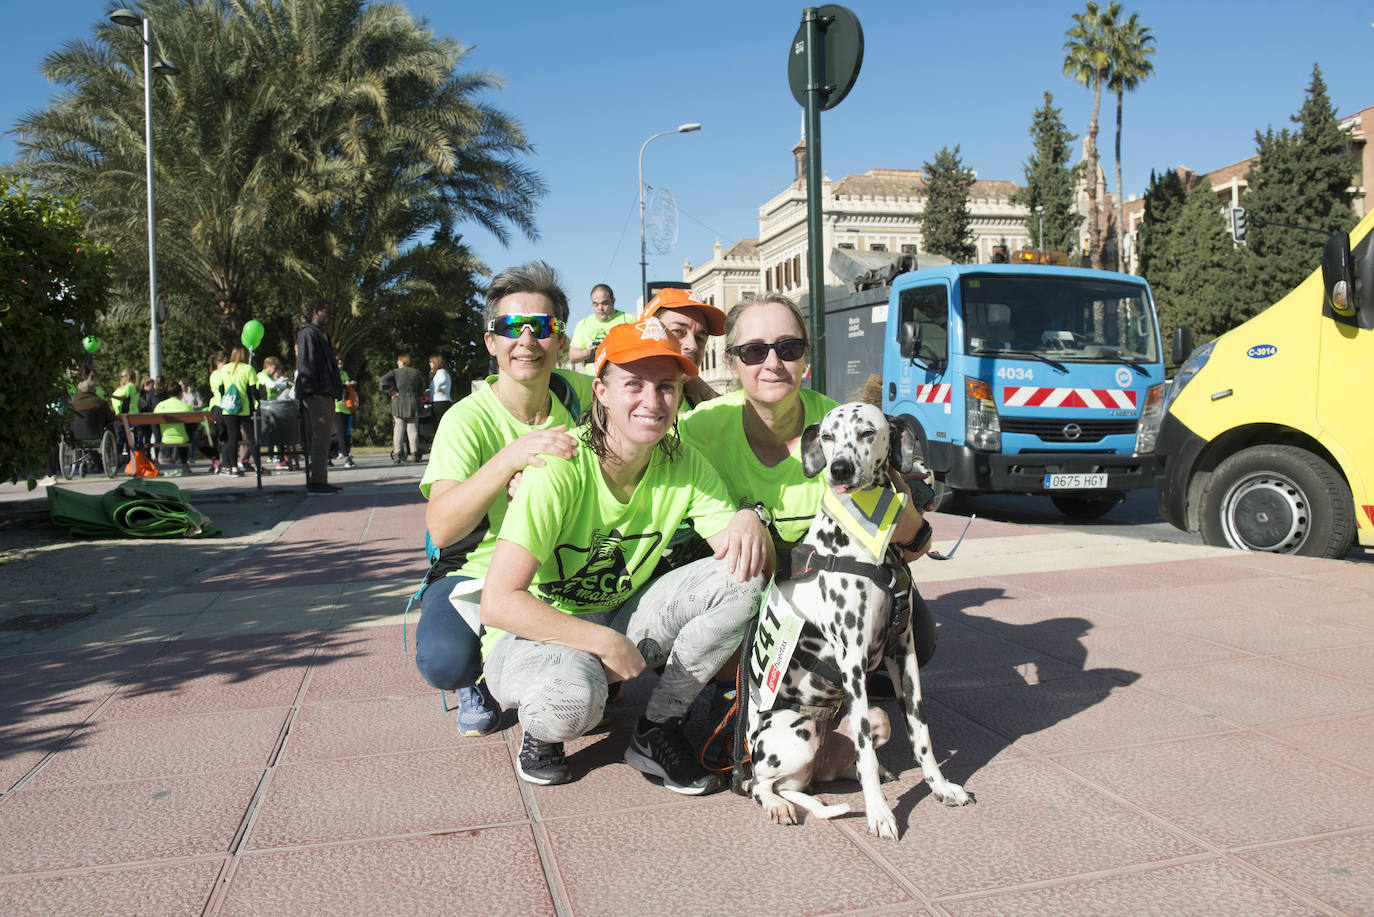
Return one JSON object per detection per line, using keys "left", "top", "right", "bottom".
{"left": 819, "top": 485, "right": 907, "bottom": 560}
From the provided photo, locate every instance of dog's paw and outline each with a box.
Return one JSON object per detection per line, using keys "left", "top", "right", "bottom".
{"left": 929, "top": 780, "right": 975, "bottom": 807}
{"left": 867, "top": 811, "right": 899, "bottom": 840}
{"left": 765, "top": 800, "right": 799, "bottom": 825}
{"left": 878, "top": 763, "right": 897, "bottom": 784}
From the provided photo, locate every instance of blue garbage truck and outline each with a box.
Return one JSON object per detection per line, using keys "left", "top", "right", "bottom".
{"left": 821, "top": 253, "right": 1166, "bottom": 518}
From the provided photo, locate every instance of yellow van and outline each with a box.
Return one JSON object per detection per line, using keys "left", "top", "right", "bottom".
{"left": 1154, "top": 208, "right": 1373, "bottom": 559}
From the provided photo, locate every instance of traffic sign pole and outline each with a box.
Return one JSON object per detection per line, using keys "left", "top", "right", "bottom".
{"left": 802, "top": 7, "right": 827, "bottom": 393}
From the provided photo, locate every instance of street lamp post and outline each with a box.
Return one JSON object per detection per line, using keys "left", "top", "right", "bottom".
{"left": 1034, "top": 205, "right": 1045, "bottom": 251}
{"left": 110, "top": 9, "right": 179, "bottom": 379}
{"left": 639, "top": 122, "right": 700, "bottom": 307}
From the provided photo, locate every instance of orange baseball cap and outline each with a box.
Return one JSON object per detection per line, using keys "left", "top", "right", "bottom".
{"left": 593, "top": 317, "right": 700, "bottom": 378}
{"left": 641, "top": 287, "right": 726, "bottom": 336}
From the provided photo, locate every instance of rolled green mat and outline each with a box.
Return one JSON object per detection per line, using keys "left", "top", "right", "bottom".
{"left": 48, "top": 479, "right": 221, "bottom": 538}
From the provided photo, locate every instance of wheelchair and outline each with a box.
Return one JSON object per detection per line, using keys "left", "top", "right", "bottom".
{"left": 58, "top": 410, "right": 119, "bottom": 479}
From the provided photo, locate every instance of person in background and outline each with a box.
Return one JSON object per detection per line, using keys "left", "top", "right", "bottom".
{"left": 568, "top": 283, "right": 633, "bottom": 373}
{"left": 110, "top": 367, "right": 139, "bottom": 458}
{"left": 216, "top": 346, "right": 258, "bottom": 476}
{"left": 333, "top": 354, "right": 356, "bottom": 469}
{"left": 428, "top": 354, "right": 453, "bottom": 424}
{"left": 136, "top": 375, "right": 160, "bottom": 451}
{"left": 295, "top": 299, "right": 343, "bottom": 495}
{"left": 257, "top": 356, "right": 291, "bottom": 470}
{"left": 154, "top": 378, "right": 195, "bottom": 475}
{"left": 479, "top": 318, "right": 769, "bottom": 792}
{"left": 381, "top": 354, "right": 426, "bottom": 464}
{"left": 71, "top": 377, "right": 115, "bottom": 427}
{"left": 639, "top": 287, "right": 726, "bottom": 411}
{"left": 417, "top": 260, "right": 588, "bottom": 739}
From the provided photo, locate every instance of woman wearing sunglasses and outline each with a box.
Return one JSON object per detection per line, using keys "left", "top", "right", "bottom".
{"left": 479, "top": 318, "right": 769, "bottom": 792}
{"left": 416, "top": 262, "right": 591, "bottom": 738}
{"left": 680, "top": 294, "right": 937, "bottom": 667}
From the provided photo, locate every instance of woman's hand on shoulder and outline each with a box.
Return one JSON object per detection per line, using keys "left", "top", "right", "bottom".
{"left": 498, "top": 425, "right": 578, "bottom": 477}
{"left": 709, "top": 509, "right": 773, "bottom": 582}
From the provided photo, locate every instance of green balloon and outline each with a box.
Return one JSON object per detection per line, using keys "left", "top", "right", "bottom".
{"left": 82, "top": 335, "right": 101, "bottom": 353}
{"left": 241, "top": 319, "right": 265, "bottom": 350}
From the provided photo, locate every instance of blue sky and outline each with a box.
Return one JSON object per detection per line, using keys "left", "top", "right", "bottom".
{"left": 3, "top": 1, "right": 1370, "bottom": 329}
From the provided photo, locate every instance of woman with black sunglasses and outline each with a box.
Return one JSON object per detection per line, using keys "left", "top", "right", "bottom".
{"left": 680, "top": 293, "right": 938, "bottom": 668}
{"left": 415, "top": 261, "right": 591, "bottom": 739}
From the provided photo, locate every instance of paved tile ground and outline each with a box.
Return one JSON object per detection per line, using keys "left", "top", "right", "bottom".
{"left": 2, "top": 475, "right": 1372, "bottom": 916}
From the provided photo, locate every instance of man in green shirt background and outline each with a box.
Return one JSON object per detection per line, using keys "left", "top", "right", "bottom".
{"left": 567, "top": 283, "right": 632, "bottom": 373}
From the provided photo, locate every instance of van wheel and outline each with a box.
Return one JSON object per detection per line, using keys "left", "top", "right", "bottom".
{"left": 1199, "top": 445, "right": 1354, "bottom": 558}
{"left": 1050, "top": 492, "right": 1123, "bottom": 519}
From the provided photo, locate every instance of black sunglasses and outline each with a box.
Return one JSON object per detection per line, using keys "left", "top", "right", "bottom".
{"left": 728, "top": 337, "right": 807, "bottom": 365}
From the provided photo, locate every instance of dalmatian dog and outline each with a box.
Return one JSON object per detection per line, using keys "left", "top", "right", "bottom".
{"left": 744, "top": 402, "right": 974, "bottom": 839}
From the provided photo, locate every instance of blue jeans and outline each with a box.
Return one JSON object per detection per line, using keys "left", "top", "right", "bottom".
{"left": 414, "top": 576, "right": 483, "bottom": 691}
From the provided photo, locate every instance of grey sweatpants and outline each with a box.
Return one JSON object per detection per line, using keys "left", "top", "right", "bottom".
{"left": 483, "top": 556, "right": 764, "bottom": 743}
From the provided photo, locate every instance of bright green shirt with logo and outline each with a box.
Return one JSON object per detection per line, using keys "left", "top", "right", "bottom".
{"left": 569, "top": 311, "right": 634, "bottom": 373}
{"left": 482, "top": 435, "right": 739, "bottom": 657}
{"left": 153, "top": 396, "right": 194, "bottom": 444}
{"left": 420, "top": 370, "right": 593, "bottom": 580}
{"left": 679, "top": 387, "right": 838, "bottom": 551}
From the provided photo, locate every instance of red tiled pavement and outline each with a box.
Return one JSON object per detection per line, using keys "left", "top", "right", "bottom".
{"left": 1, "top": 489, "right": 1372, "bottom": 916}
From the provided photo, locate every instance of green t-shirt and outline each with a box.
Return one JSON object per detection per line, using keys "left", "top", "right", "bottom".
{"left": 335, "top": 370, "right": 352, "bottom": 414}
{"left": 110, "top": 382, "right": 138, "bottom": 415}
{"left": 420, "top": 370, "right": 594, "bottom": 580}
{"left": 214, "top": 362, "right": 257, "bottom": 417}
{"left": 483, "top": 437, "right": 738, "bottom": 656}
{"left": 569, "top": 311, "right": 634, "bottom": 373}
{"left": 679, "top": 387, "right": 838, "bottom": 551}
{"left": 153, "top": 396, "right": 194, "bottom": 444}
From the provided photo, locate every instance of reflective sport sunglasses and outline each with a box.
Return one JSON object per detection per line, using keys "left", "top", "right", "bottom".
{"left": 486, "top": 314, "right": 565, "bottom": 339}
{"left": 728, "top": 337, "right": 807, "bottom": 365}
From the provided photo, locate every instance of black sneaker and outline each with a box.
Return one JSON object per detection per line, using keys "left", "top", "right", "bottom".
{"left": 306, "top": 482, "right": 342, "bottom": 495}
{"left": 516, "top": 733, "right": 570, "bottom": 785}
{"left": 625, "top": 716, "right": 722, "bottom": 795}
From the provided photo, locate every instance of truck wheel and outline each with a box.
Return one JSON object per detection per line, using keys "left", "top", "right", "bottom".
{"left": 1199, "top": 445, "right": 1355, "bottom": 558}
{"left": 1050, "top": 492, "right": 1124, "bottom": 519}
{"left": 929, "top": 478, "right": 958, "bottom": 512}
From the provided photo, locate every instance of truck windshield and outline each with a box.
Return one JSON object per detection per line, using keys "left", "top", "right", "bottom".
{"left": 962, "top": 273, "right": 1158, "bottom": 363}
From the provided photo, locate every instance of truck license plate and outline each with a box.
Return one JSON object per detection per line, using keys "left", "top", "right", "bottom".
{"left": 1044, "top": 473, "right": 1108, "bottom": 489}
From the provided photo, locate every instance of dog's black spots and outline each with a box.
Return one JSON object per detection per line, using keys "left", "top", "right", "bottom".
{"left": 789, "top": 716, "right": 808, "bottom": 730}
{"left": 833, "top": 610, "right": 844, "bottom": 626}
{"left": 930, "top": 788, "right": 945, "bottom": 803}
{"left": 856, "top": 733, "right": 867, "bottom": 749}
{"left": 859, "top": 719, "right": 871, "bottom": 740}
{"left": 915, "top": 700, "right": 926, "bottom": 722}
{"left": 919, "top": 745, "right": 930, "bottom": 757}
{"left": 844, "top": 611, "right": 857, "bottom": 630}
{"left": 766, "top": 754, "right": 781, "bottom": 768}
{"left": 852, "top": 663, "right": 864, "bottom": 682}
{"left": 795, "top": 728, "right": 811, "bottom": 741}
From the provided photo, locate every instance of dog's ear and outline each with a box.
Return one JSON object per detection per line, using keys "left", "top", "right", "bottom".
{"left": 886, "top": 415, "right": 921, "bottom": 475}
{"left": 800, "top": 422, "right": 826, "bottom": 478}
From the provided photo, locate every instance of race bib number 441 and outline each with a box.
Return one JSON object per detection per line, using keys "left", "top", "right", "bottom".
{"left": 749, "top": 581, "right": 804, "bottom": 712}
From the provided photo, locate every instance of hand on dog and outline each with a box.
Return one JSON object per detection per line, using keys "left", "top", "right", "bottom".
{"left": 709, "top": 509, "right": 773, "bottom": 581}
{"left": 599, "top": 632, "right": 647, "bottom": 683}
{"left": 887, "top": 469, "right": 933, "bottom": 558}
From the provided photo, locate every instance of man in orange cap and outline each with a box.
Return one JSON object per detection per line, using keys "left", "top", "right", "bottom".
{"left": 640, "top": 287, "right": 727, "bottom": 409}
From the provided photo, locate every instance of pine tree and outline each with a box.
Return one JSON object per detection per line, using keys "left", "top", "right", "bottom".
{"left": 1149, "top": 180, "right": 1248, "bottom": 349}
{"left": 1242, "top": 64, "right": 1356, "bottom": 304}
{"left": 920, "top": 145, "right": 976, "bottom": 263}
{"left": 1010, "top": 91, "right": 1082, "bottom": 253}
{"left": 1136, "top": 168, "right": 1187, "bottom": 279}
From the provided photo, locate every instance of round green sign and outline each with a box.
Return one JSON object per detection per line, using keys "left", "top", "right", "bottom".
{"left": 787, "top": 5, "right": 864, "bottom": 111}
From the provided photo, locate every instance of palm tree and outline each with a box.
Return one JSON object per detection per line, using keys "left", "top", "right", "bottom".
{"left": 1107, "top": 12, "right": 1156, "bottom": 272}
{"left": 1062, "top": 0, "right": 1121, "bottom": 269}
{"left": 14, "top": 0, "right": 544, "bottom": 352}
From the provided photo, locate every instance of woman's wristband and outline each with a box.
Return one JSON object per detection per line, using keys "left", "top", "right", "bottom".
{"left": 896, "top": 519, "right": 932, "bottom": 553}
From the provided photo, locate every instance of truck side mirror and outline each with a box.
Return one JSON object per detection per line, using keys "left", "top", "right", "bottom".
{"left": 1321, "top": 231, "right": 1357, "bottom": 321}
{"left": 1171, "top": 325, "right": 1193, "bottom": 366}
{"left": 900, "top": 321, "right": 920, "bottom": 359}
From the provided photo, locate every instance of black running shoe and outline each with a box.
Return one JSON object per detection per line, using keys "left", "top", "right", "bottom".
{"left": 516, "top": 733, "right": 570, "bottom": 785}
{"left": 624, "top": 716, "right": 722, "bottom": 795}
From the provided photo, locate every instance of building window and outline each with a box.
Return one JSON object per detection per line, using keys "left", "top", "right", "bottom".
{"left": 870, "top": 243, "right": 887, "bottom": 252}
{"left": 783, "top": 259, "right": 791, "bottom": 288}
{"left": 793, "top": 255, "right": 802, "bottom": 286}
{"left": 837, "top": 242, "right": 855, "bottom": 250}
